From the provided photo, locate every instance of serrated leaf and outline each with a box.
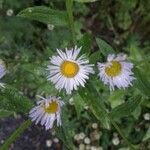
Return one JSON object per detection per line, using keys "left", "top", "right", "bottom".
{"left": 17, "top": 6, "right": 68, "bottom": 26}
{"left": 96, "top": 38, "right": 115, "bottom": 56}
{"left": 110, "top": 95, "right": 143, "bottom": 120}
{"left": 0, "top": 109, "right": 14, "bottom": 118}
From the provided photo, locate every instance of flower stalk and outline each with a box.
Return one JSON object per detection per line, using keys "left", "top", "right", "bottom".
{"left": 0, "top": 119, "right": 32, "bottom": 150}
{"left": 66, "top": 0, "right": 76, "bottom": 45}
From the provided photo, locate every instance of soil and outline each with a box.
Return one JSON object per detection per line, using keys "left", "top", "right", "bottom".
{"left": 0, "top": 117, "right": 62, "bottom": 150}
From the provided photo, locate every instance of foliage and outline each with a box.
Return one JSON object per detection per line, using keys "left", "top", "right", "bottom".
{"left": 0, "top": 0, "right": 149, "bottom": 150}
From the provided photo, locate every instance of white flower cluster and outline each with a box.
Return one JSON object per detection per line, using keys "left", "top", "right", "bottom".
{"left": 1, "top": 46, "right": 136, "bottom": 130}
{"left": 29, "top": 46, "right": 135, "bottom": 130}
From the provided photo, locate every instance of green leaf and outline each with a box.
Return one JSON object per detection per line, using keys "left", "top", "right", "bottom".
{"left": 96, "top": 38, "right": 115, "bottom": 56}
{"left": 134, "top": 67, "right": 150, "bottom": 97}
{"left": 73, "top": 93, "right": 84, "bottom": 118}
{"left": 78, "top": 33, "right": 92, "bottom": 55}
{"left": 110, "top": 95, "right": 143, "bottom": 120}
{"left": 132, "top": 106, "right": 141, "bottom": 119}
{"left": 78, "top": 81, "right": 110, "bottom": 129}
{"left": 0, "top": 109, "right": 14, "bottom": 118}
{"left": 89, "top": 49, "right": 102, "bottom": 63}
{"left": 108, "top": 90, "right": 125, "bottom": 108}
{"left": 74, "top": 0, "right": 98, "bottom": 3}
{"left": 56, "top": 108, "right": 75, "bottom": 150}
{"left": 142, "top": 127, "right": 150, "bottom": 141}
{"left": 0, "top": 86, "right": 34, "bottom": 113}
{"left": 17, "top": 6, "right": 68, "bottom": 26}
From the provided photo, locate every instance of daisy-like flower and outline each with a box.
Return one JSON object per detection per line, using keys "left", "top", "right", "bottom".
{"left": 0, "top": 60, "right": 6, "bottom": 88}
{"left": 29, "top": 95, "right": 64, "bottom": 130}
{"left": 47, "top": 46, "right": 94, "bottom": 94}
{"left": 97, "top": 53, "right": 135, "bottom": 90}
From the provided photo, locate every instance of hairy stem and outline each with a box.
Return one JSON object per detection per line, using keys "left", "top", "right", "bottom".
{"left": 66, "top": 0, "right": 76, "bottom": 45}
{"left": 0, "top": 119, "right": 32, "bottom": 150}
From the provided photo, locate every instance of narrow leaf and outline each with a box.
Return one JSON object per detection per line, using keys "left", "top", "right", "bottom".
{"left": 134, "top": 67, "right": 150, "bottom": 97}
{"left": 142, "top": 127, "right": 150, "bottom": 141}
{"left": 79, "top": 33, "right": 92, "bottom": 55}
{"left": 17, "top": 6, "right": 68, "bottom": 26}
{"left": 96, "top": 38, "right": 115, "bottom": 56}
{"left": 110, "top": 95, "right": 143, "bottom": 120}
{"left": 0, "top": 110, "right": 14, "bottom": 118}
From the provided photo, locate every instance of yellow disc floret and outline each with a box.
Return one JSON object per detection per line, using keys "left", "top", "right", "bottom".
{"left": 44, "top": 101, "right": 58, "bottom": 114}
{"left": 60, "top": 60, "right": 79, "bottom": 78}
{"left": 105, "top": 61, "right": 122, "bottom": 77}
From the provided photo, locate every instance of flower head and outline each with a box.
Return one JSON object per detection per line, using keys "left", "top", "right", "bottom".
{"left": 97, "top": 53, "right": 135, "bottom": 90}
{"left": 0, "top": 60, "right": 6, "bottom": 88}
{"left": 29, "top": 95, "right": 64, "bottom": 130}
{"left": 47, "top": 46, "right": 94, "bottom": 94}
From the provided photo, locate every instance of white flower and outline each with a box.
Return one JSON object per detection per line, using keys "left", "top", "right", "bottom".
{"left": 47, "top": 46, "right": 94, "bottom": 94}
{"left": 0, "top": 60, "right": 6, "bottom": 88}
{"left": 29, "top": 95, "right": 64, "bottom": 130}
{"left": 97, "top": 53, "right": 135, "bottom": 90}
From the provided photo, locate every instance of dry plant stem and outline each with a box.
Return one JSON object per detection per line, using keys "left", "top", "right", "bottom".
{"left": 66, "top": 0, "right": 76, "bottom": 45}
{"left": 0, "top": 119, "right": 32, "bottom": 150}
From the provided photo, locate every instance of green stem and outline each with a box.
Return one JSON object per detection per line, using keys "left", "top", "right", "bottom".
{"left": 108, "top": 116, "right": 137, "bottom": 150}
{"left": 97, "top": 102, "right": 137, "bottom": 149}
{"left": 0, "top": 119, "right": 32, "bottom": 150}
{"left": 66, "top": 0, "right": 76, "bottom": 45}
{"left": 79, "top": 85, "right": 137, "bottom": 150}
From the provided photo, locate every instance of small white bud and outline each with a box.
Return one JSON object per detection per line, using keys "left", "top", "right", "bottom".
{"left": 47, "top": 24, "right": 54, "bottom": 31}
{"left": 79, "top": 143, "right": 85, "bottom": 150}
{"left": 85, "top": 145, "right": 91, "bottom": 150}
{"left": 6, "top": 9, "right": 14, "bottom": 16}
{"left": 143, "top": 113, "right": 150, "bottom": 120}
{"left": 92, "top": 123, "right": 98, "bottom": 129}
{"left": 46, "top": 139, "right": 52, "bottom": 147}
{"left": 79, "top": 132, "right": 86, "bottom": 140}
{"left": 74, "top": 134, "right": 80, "bottom": 141}
{"left": 112, "top": 137, "right": 120, "bottom": 145}
{"left": 84, "top": 137, "right": 91, "bottom": 144}
{"left": 91, "top": 146, "right": 97, "bottom": 150}
{"left": 53, "top": 137, "right": 59, "bottom": 143}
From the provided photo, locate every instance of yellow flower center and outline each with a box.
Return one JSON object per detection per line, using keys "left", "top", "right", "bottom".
{"left": 60, "top": 60, "right": 79, "bottom": 78}
{"left": 44, "top": 101, "right": 58, "bottom": 114}
{"left": 105, "top": 61, "right": 122, "bottom": 77}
